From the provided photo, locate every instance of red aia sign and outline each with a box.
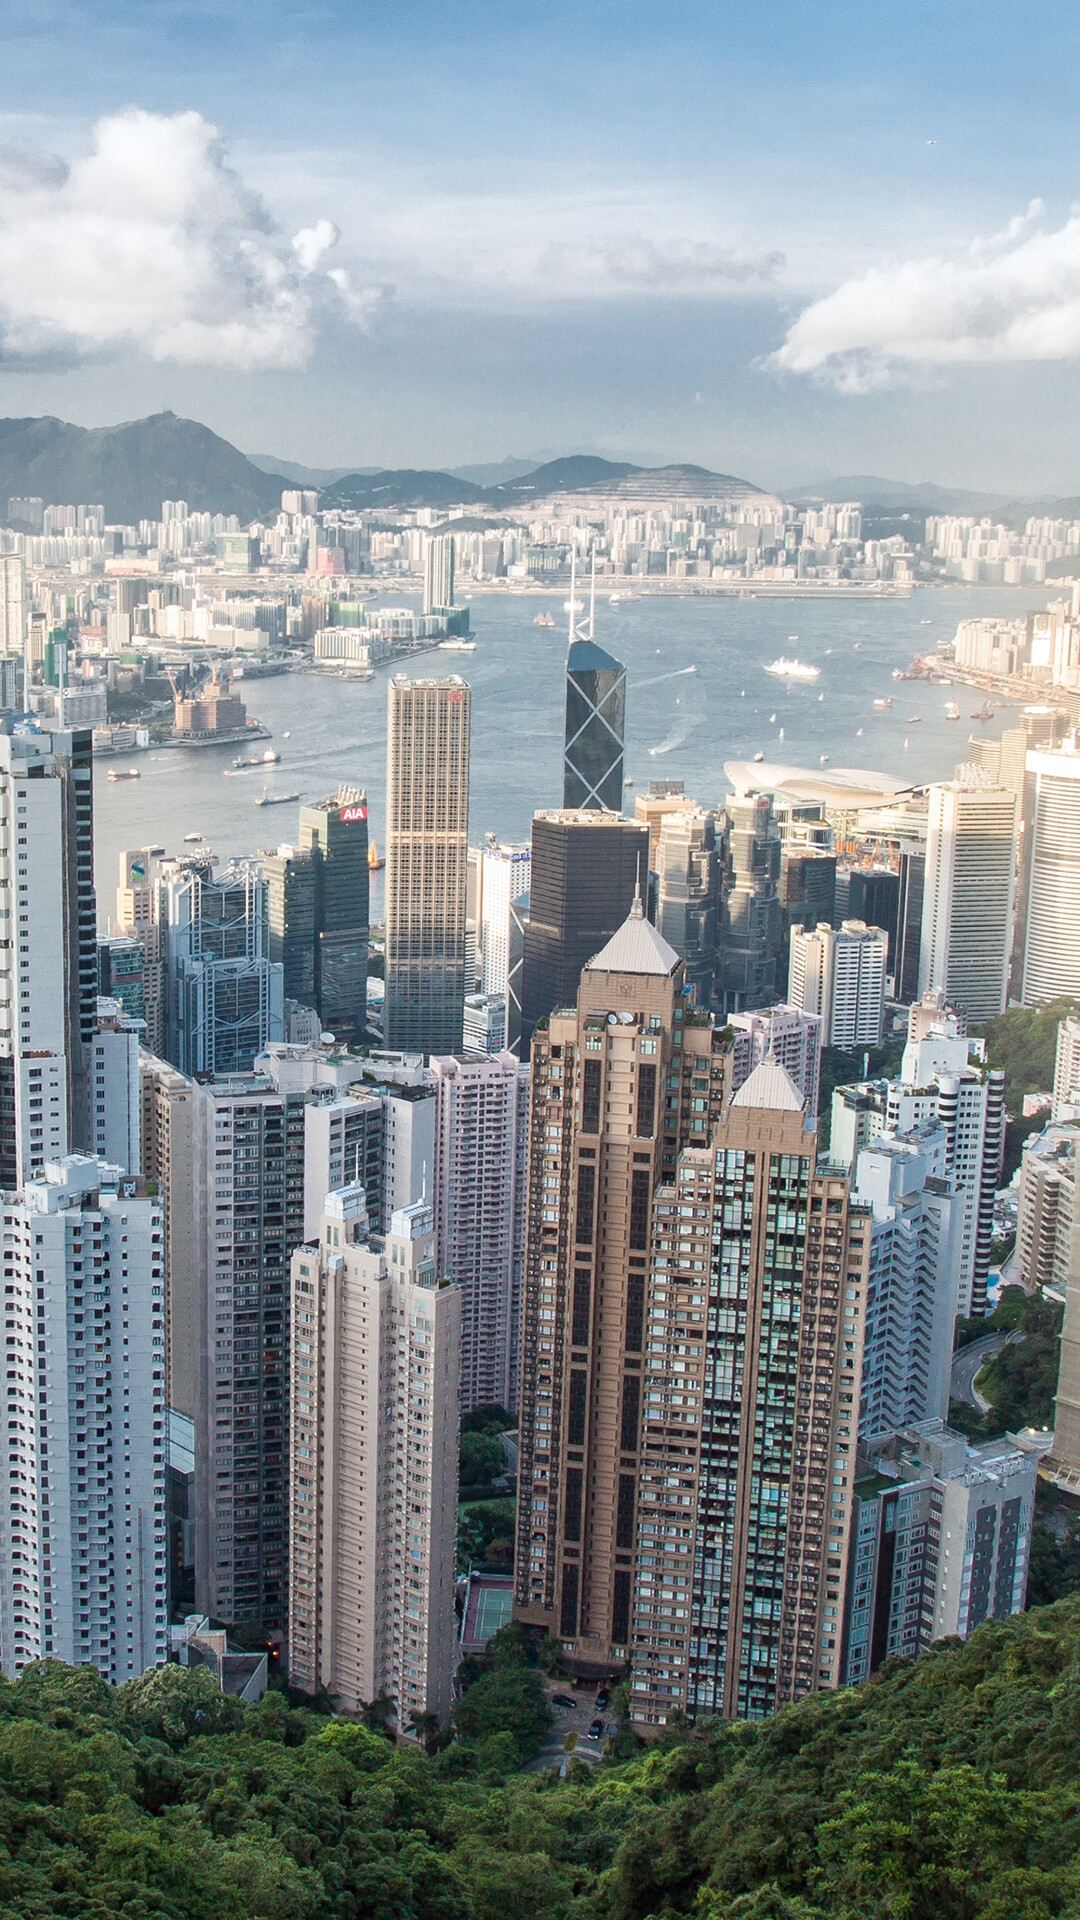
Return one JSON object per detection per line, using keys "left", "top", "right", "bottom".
{"left": 339, "top": 805, "right": 367, "bottom": 823}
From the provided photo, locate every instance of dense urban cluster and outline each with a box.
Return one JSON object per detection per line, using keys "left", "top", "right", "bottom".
{"left": 0, "top": 475, "right": 1075, "bottom": 1777}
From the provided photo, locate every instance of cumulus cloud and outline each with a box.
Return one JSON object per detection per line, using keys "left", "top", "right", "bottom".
{"left": 0, "top": 109, "right": 384, "bottom": 369}
{"left": 772, "top": 200, "right": 1080, "bottom": 391}
{"left": 538, "top": 236, "right": 783, "bottom": 288}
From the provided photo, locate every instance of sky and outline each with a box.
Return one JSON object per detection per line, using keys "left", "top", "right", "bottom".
{"left": 2, "top": 0, "right": 1080, "bottom": 491}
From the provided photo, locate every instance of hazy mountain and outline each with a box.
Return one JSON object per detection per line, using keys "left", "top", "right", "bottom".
{"left": 785, "top": 474, "right": 1018, "bottom": 515}
{"left": 323, "top": 453, "right": 764, "bottom": 513}
{"left": 319, "top": 470, "right": 491, "bottom": 512}
{"left": 0, "top": 412, "right": 289, "bottom": 524}
{"left": 446, "top": 456, "right": 541, "bottom": 486}
{"left": 248, "top": 454, "right": 364, "bottom": 487}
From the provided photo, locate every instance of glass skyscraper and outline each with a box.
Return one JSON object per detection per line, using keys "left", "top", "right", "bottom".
{"left": 563, "top": 639, "right": 626, "bottom": 811}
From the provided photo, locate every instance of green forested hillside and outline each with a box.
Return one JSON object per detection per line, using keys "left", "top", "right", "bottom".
{"left": 6, "top": 1602, "right": 1080, "bottom": 1919}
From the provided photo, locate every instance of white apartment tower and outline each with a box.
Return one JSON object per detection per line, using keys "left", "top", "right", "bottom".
{"left": 288, "top": 1188, "right": 460, "bottom": 1727}
{"left": 480, "top": 841, "right": 531, "bottom": 998}
{"left": 788, "top": 919, "right": 887, "bottom": 1049}
{"left": 727, "top": 1004, "right": 822, "bottom": 1119}
{"left": 1016, "top": 745, "right": 1080, "bottom": 1006}
{"left": 919, "top": 770, "right": 1018, "bottom": 1020}
{"left": 0, "top": 555, "right": 25, "bottom": 659}
{"left": 430, "top": 1051, "right": 529, "bottom": 1414}
{"left": 1053, "top": 1012, "right": 1080, "bottom": 1121}
{"left": 0, "top": 1156, "right": 167, "bottom": 1679}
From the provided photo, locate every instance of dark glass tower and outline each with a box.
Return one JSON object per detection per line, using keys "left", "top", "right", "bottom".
{"left": 299, "top": 786, "right": 370, "bottom": 1039}
{"left": 563, "top": 640, "right": 626, "bottom": 811}
{"left": 519, "top": 809, "right": 650, "bottom": 1051}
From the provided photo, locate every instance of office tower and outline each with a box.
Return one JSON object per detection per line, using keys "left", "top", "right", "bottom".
{"left": 727, "top": 1004, "right": 822, "bottom": 1119}
{"left": 385, "top": 677, "right": 471, "bottom": 1056}
{"left": 628, "top": 1069, "right": 871, "bottom": 1725}
{"left": 162, "top": 861, "right": 284, "bottom": 1075}
{"left": 462, "top": 992, "right": 505, "bottom": 1052}
{"left": 1015, "top": 744, "right": 1080, "bottom": 1005}
{"left": 288, "top": 1188, "right": 460, "bottom": 1725}
{"left": 431, "top": 1052, "right": 528, "bottom": 1414}
{"left": 919, "top": 770, "right": 1018, "bottom": 1020}
{"left": 776, "top": 803, "right": 836, "bottom": 939}
{"left": 655, "top": 808, "right": 722, "bottom": 1006}
{"left": 719, "top": 791, "right": 782, "bottom": 1011}
{"left": 635, "top": 781, "right": 697, "bottom": 869}
{"left": 519, "top": 810, "right": 650, "bottom": 1050}
{"left": 90, "top": 999, "right": 141, "bottom": 1174}
{"left": 192, "top": 1071, "right": 308, "bottom": 1626}
{"left": 844, "top": 1424, "right": 1035, "bottom": 1686}
{"left": 299, "top": 787, "right": 370, "bottom": 1038}
{"left": 1015, "top": 1122, "right": 1079, "bottom": 1290}
{"left": 846, "top": 868, "right": 900, "bottom": 954}
{"left": 480, "top": 841, "right": 531, "bottom": 997}
{"left": 0, "top": 554, "right": 24, "bottom": 661}
{"left": 1054, "top": 1012, "right": 1080, "bottom": 1121}
{"left": 140, "top": 1054, "right": 197, "bottom": 1421}
{"left": 263, "top": 844, "right": 317, "bottom": 1006}
{"left": 99, "top": 933, "right": 147, "bottom": 1026}
{"left": 513, "top": 899, "right": 731, "bottom": 1668}
{"left": 423, "top": 532, "right": 455, "bottom": 616}
{"left": 0, "top": 723, "right": 97, "bottom": 1188}
{"left": 563, "top": 641, "right": 626, "bottom": 811}
{"left": 853, "top": 1127, "right": 964, "bottom": 1438}
{"left": 506, "top": 887, "right": 529, "bottom": 1057}
{"left": 0, "top": 1156, "right": 167, "bottom": 1680}
{"left": 788, "top": 920, "right": 888, "bottom": 1050}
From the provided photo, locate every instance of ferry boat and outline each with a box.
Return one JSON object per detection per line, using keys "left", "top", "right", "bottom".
{"left": 183, "top": 831, "right": 203, "bottom": 843}
{"left": 368, "top": 841, "right": 385, "bottom": 871}
{"left": 765, "top": 656, "right": 820, "bottom": 680}
{"left": 107, "top": 767, "right": 141, "bottom": 781}
{"left": 873, "top": 696, "right": 893, "bottom": 708}
{"left": 945, "top": 700, "right": 960, "bottom": 720}
{"left": 534, "top": 612, "right": 555, "bottom": 627}
{"left": 971, "top": 702, "right": 995, "bottom": 720}
{"left": 438, "top": 639, "right": 476, "bottom": 652}
{"left": 253, "top": 791, "right": 300, "bottom": 808}
{"left": 234, "top": 747, "right": 280, "bottom": 769}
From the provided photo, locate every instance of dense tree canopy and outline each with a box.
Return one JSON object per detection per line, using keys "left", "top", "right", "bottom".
{"left": 2, "top": 1599, "right": 1080, "bottom": 1915}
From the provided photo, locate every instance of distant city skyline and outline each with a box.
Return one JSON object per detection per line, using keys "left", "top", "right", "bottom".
{"left": 1, "top": 2, "right": 1079, "bottom": 491}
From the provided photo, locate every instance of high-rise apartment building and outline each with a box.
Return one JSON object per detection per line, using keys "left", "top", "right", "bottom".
{"left": 1015, "top": 1122, "right": 1079, "bottom": 1292}
{"left": 788, "top": 919, "right": 888, "bottom": 1050}
{"left": 431, "top": 1051, "right": 528, "bottom": 1414}
{"left": 90, "top": 999, "right": 141, "bottom": 1174}
{"left": 844, "top": 1423, "right": 1034, "bottom": 1685}
{"left": 192, "top": 1071, "right": 308, "bottom": 1626}
{"left": 0, "top": 555, "right": 25, "bottom": 664}
{"left": 727, "top": 1004, "right": 822, "bottom": 1120}
{"left": 655, "top": 808, "right": 722, "bottom": 1006}
{"left": 513, "top": 899, "right": 731, "bottom": 1669}
{"left": 423, "top": 533, "right": 455, "bottom": 616}
{"left": 627, "top": 1068, "right": 871, "bottom": 1725}
{"left": 139, "top": 1053, "right": 197, "bottom": 1420}
{"left": 0, "top": 1156, "right": 167, "bottom": 1680}
{"left": 1053, "top": 1011, "right": 1080, "bottom": 1120}
{"left": 1015, "top": 744, "right": 1080, "bottom": 1005}
{"left": 479, "top": 840, "right": 531, "bottom": 997}
{"left": 162, "top": 861, "right": 284, "bottom": 1076}
{"left": 719, "top": 791, "right": 782, "bottom": 1011}
{"left": 299, "top": 787, "right": 370, "bottom": 1038}
{"left": 519, "top": 810, "right": 650, "bottom": 1051}
{"left": 0, "top": 723, "right": 97, "bottom": 1188}
{"left": 563, "top": 640, "right": 626, "bottom": 811}
{"left": 919, "top": 770, "right": 1018, "bottom": 1020}
{"left": 385, "top": 678, "right": 470, "bottom": 1056}
{"left": 287, "top": 1187, "right": 460, "bottom": 1726}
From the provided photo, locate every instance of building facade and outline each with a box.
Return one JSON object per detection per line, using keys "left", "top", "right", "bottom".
{"left": 563, "top": 639, "right": 626, "bottom": 812}
{"left": 519, "top": 810, "right": 650, "bottom": 1052}
{"left": 1016, "top": 745, "right": 1080, "bottom": 1006}
{"left": 385, "top": 678, "right": 471, "bottom": 1056}
{"left": 727, "top": 1003, "right": 822, "bottom": 1120}
{"left": 719, "top": 791, "right": 782, "bottom": 1012}
{"left": 788, "top": 919, "right": 888, "bottom": 1051}
{"left": 299, "top": 787, "right": 370, "bottom": 1039}
{"left": 655, "top": 807, "right": 723, "bottom": 1007}
{"left": 919, "top": 771, "right": 1018, "bottom": 1020}
{"left": 479, "top": 841, "right": 531, "bottom": 998}
{"left": 162, "top": 862, "right": 284, "bottom": 1077}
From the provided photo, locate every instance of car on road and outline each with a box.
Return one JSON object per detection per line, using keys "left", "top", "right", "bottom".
{"left": 595, "top": 1688, "right": 610, "bottom": 1709}
{"left": 551, "top": 1695, "right": 577, "bottom": 1709}
{"left": 588, "top": 1717, "right": 605, "bottom": 1739}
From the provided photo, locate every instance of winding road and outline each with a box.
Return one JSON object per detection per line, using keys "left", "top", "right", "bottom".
{"left": 951, "top": 1329, "right": 1025, "bottom": 1412}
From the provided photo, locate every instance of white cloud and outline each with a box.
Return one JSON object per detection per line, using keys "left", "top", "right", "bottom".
{"left": 0, "top": 110, "right": 382, "bottom": 370}
{"left": 538, "top": 236, "right": 783, "bottom": 288}
{"left": 772, "top": 200, "right": 1080, "bottom": 392}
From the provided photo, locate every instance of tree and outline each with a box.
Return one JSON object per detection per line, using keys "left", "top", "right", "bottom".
{"left": 360, "top": 1689, "right": 398, "bottom": 1737}
{"left": 452, "top": 1663, "right": 553, "bottom": 1760}
{"left": 460, "top": 1430, "right": 504, "bottom": 1486}
{"left": 117, "top": 1661, "right": 243, "bottom": 1743}
{"left": 538, "top": 1632, "right": 562, "bottom": 1675}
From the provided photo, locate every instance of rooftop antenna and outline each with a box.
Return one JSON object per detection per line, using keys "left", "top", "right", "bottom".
{"left": 631, "top": 850, "right": 644, "bottom": 918}
{"left": 568, "top": 549, "right": 577, "bottom": 649}
{"left": 588, "top": 545, "right": 596, "bottom": 641}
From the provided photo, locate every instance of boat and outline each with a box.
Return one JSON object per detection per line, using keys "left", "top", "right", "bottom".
{"left": 853, "top": 642, "right": 861, "bottom": 650}
{"left": 233, "top": 748, "right": 280, "bottom": 768}
{"left": 253, "top": 791, "right": 301, "bottom": 808}
{"left": 971, "top": 702, "right": 995, "bottom": 720}
{"left": 183, "top": 831, "right": 203, "bottom": 843}
{"left": 856, "top": 727, "right": 863, "bottom": 736}
{"left": 753, "top": 751, "right": 765, "bottom": 763}
{"left": 438, "top": 639, "right": 476, "bottom": 651}
{"left": 873, "top": 697, "right": 893, "bottom": 708}
{"left": 368, "top": 840, "right": 385, "bottom": 871}
{"left": 820, "top": 754, "right": 829, "bottom": 765}
{"left": 769, "top": 712, "right": 777, "bottom": 724}
{"left": 107, "top": 767, "right": 141, "bottom": 781}
{"left": 945, "top": 700, "right": 960, "bottom": 720}
{"left": 778, "top": 727, "right": 785, "bottom": 741}
{"left": 906, "top": 715, "right": 923, "bottom": 723}
{"left": 534, "top": 612, "right": 556, "bottom": 627}
{"left": 765, "top": 657, "right": 819, "bottom": 680}
{"left": 624, "top": 775, "right": 635, "bottom": 786}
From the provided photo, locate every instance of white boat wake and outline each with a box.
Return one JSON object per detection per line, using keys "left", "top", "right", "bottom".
{"left": 631, "top": 664, "right": 699, "bottom": 692}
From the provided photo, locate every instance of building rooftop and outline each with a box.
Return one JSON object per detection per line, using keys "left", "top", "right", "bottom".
{"left": 585, "top": 895, "right": 680, "bottom": 977}
{"left": 730, "top": 1055, "right": 805, "bottom": 1112}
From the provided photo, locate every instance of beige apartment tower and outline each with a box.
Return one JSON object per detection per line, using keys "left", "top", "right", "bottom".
{"left": 384, "top": 676, "right": 471, "bottom": 1057}
{"left": 513, "top": 897, "right": 730, "bottom": 1672}
{"left": 139, "top": 1051, "right": 196, "bottom": 1417}
{"left": 288, "top": 1188, "right": 460, "bottom": 1728}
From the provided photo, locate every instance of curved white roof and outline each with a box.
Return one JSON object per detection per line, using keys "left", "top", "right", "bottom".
{"left": 724, "top": 761, "right": 916, "bottom": 807}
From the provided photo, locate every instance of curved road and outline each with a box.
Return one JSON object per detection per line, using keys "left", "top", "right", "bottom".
{"left": 951, "top": 1329, "right": 1024, "bottom": 1411}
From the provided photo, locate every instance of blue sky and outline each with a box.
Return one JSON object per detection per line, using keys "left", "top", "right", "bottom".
{"left": 1, "top": 0, "right": 1079, "bottom": 489}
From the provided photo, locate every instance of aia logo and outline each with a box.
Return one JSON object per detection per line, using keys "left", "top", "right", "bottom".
{"left": 340, "top": 805, "right": 367, "bottom": 823}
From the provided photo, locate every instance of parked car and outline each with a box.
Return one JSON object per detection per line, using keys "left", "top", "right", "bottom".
{"left": 552, "top": 1694, "right": 577, "bottom": 1709}
{"left": 588, "top": 1717, "right": 605, "bottom": 1739}
{"left": 595, "top": 1688, "right": 610, "bottom": 1709}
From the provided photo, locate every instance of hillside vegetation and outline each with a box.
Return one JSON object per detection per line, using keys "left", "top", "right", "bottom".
{"left": 4, "top": 1600, "right": 1080, "bottom": 1917}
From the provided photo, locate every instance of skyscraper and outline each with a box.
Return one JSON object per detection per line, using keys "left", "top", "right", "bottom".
{"left": 385, "top": 677, "right": 471, "bottom": 1056}
{"left": 727, "top": 1004, "right": 822, "bottom": 1119}
{"left": 431, "top": 1051, "right": 529, "bottom": 1414}
{"left": 919, "top": 770, "right": 1018, "bottom": 1020}
{"left": 263, "top": 844, "right": 317, "bottom": 1006}
{"left": 655, "top": 807, "right": 723, "bottom": 1006}
{"left": 479, "top": 840, "right": 531, "bottom": 997}
{"left": 0, "top": 1156, "right": 167, "bottom": 1680}
{"left": 287, "top": 1188, "right": 460, "bottom": 1726}
{"left": 0, "top": 723, "right": 97, "bottom": 1188}
{"left": 423, "top": 533, "right": 455, "bottom": 617}
{"left": 513, "top": 898, "right": 731, "bottom": 1668}
{"left": 719, "top": 791, "right": 782, "bottom": 1011}
{"left": 519, "top": 810, "right": 650, "bottom": 1051}
{"left": 162, "top": 860, "right": 284, "bottom": 1076}
{"left": 1053, "top": 1011, "right": 1080, "bottom": 1120}
{"left": 1015, "top": 743, "right": 1080, "bottom": 1005}
{"left": 563, "top": 641, "right": 626, "bottom": 811}
{"left": 299, "top": 786, "right": 370, "bottom": 1037}
{"left": 0, "top": 554, "right": 25, "bottom": 664}
{"left": 788, "top": 919, "right": 888, "bottom": 1050}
